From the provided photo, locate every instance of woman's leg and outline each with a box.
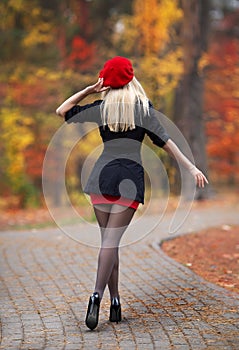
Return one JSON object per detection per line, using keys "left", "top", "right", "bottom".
{"left": 107, "top": 249, "right": 119, "bottom": 298}
{"left": 93, "top": 204, "right": 136, "bottom": 300}
{"left": 93, "top": 205, "right": 119, "bottom": 298}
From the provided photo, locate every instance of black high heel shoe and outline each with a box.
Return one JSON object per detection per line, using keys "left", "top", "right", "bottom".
{"left": 109, "top": 296, "right": 121, "bottom": 323}
{"left": 85, "top": 292, "right": 100, "bottom": 330}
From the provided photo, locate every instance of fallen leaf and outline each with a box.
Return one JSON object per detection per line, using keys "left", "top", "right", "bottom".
{"left": 222, "top": 225, "right": 232, "bottom": 231}
{"left": 218, "top": 283, "right": 235, "bottom": 288}
{"left": 222, "top": 254, "right": 234, "bottom": 260}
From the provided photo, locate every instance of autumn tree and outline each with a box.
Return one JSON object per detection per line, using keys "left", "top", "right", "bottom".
{"left": 0, "top": 0, "right": 100, "bottom": 208}
{"left": 0, "top": 108, "right": 36, "bottom": 207}
{"left": 204, "top": 12, "right": 239, "bottom": 185}
{"left": 111, "top": 0, "right": 185, "bottom": 190}
{"left": 113, "top": 0, "right": 183, "bottom": 106}
{"left": 173, "top": 0, "right": 210, "bottom": 199}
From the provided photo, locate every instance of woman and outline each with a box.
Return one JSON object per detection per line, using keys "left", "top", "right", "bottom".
{"left": 56, "top": 56, "right": 208, "bottom": 330}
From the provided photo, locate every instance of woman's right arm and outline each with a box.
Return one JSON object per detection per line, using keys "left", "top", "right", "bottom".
{"left": 163, "top": 139, "right": 209, "bottom": 188}
{"left": 56, "top": 78, "right": 109, "bottom": 118}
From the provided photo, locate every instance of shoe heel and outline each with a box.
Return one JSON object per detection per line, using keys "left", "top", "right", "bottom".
{"left": 110, "top": 305, "right": 121, "bottom": 323}
{"left": 109, "top": 297, "right": 121, "bottom": 323}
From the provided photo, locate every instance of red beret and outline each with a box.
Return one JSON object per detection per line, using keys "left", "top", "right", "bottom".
{"left": 99, "top": 56, "right": 134, "bottom": 88}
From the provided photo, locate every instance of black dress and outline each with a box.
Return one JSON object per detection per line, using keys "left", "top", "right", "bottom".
{"left": 65, "top": 100, "right": 169, "bottom": 204}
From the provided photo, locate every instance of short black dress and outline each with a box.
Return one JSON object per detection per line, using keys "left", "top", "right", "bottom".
{"left": 65, "top": 100, "right": 169, "bottom": 205}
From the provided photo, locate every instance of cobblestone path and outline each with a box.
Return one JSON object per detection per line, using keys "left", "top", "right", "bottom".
{"left": 0, "top": 204, "right": 239, "bottom": 349}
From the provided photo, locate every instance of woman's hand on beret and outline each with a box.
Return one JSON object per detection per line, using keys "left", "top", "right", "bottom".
{"left": 87, "top": 78, "right": 110, "bottom": 94}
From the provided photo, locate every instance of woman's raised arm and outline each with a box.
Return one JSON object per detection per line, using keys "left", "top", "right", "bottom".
{"left": 56, "top": 78, "right": 109, "bottom": 118}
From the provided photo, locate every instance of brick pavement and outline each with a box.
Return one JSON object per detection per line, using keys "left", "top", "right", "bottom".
{"left": 0, "top": 203, "right": 239, "bottom": 350}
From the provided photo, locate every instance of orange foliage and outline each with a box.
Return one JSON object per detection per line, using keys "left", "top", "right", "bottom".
{"left": 132, "top": 0, "right": 182, "bottom": 56}
{"left": 204, "top": 37, "right": 239, "bottom": 181}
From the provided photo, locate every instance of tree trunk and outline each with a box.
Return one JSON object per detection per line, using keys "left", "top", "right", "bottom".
{"left": 173, "top": 0, "right": 210, "bottom": 199}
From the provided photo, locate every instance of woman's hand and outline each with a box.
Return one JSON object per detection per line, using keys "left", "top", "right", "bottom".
{"left": 190, "top": 166, "right": 209, "bottom": 188}
{"left": 87, "top": 78, "right": 110, "bottom": 94}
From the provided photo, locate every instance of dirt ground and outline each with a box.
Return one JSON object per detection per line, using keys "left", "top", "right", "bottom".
{"left": 162, "top": 225, "right": 239, "bottom": 295}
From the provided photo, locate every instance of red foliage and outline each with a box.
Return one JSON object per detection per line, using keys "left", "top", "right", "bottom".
{"left": 10, "top": 82, "right": 45, "bottom": 108}
{"left": 24, "top": 145, "right": 47, "bottom": 180}
{"left": 9, "top": 79, "right": 55, "bottom": 110}
{"left": 66, "top": 35, "right": 96, "bottom": 70}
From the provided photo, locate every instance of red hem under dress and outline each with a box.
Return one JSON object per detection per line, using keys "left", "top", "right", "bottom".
{"left": 90, "top": 194, "right": 140, "bottom": 210}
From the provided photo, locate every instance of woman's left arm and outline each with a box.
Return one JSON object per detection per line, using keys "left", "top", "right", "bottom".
{"left": 163, "top": 139, "right": 209, "bottom": 188}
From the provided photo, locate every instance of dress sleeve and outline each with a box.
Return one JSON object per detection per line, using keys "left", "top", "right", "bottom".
{"left": 143, "top": 102, "right": 170, "bottom": 148}
{"left": 64, "top": 99, "right": 102, "bottom": 124}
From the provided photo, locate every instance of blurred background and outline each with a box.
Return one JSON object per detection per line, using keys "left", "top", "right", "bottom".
{"left": 0, "top": 0, "right": 238, "bottom": 223}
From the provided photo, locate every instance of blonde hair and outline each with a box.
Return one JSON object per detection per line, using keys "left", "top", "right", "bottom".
{"left": 100, "top": 77, "right": 149, "bottom": 132}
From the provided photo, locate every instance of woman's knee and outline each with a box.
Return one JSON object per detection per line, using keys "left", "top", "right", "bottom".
{"left": 101, "top": 228, "right": 123, "bottom": 247}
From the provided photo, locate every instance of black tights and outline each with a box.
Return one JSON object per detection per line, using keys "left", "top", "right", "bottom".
{"left": 93, "top": 204, "right": 136, "bottom": 300}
